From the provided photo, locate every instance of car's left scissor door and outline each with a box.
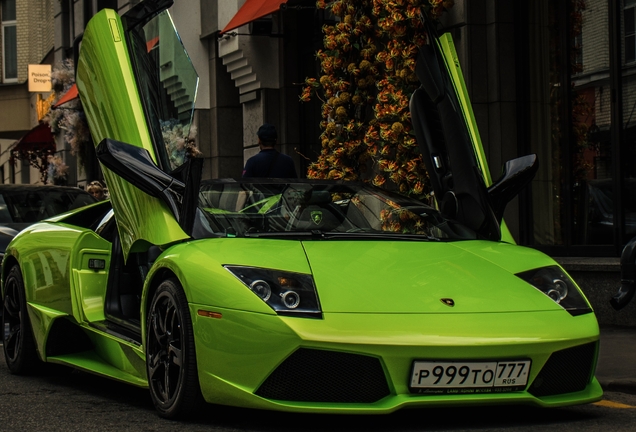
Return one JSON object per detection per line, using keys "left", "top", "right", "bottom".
{"left": 76, "top": 4, "right": 199, "bottom": 259}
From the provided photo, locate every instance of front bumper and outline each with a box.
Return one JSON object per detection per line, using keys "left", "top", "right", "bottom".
{"left": 190, "top": 306, "right": 602, "bottom": 413}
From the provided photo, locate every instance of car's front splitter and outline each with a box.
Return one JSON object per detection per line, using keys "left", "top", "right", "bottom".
{"left": 190, "top": 305, "right": 601, "bottom": 413}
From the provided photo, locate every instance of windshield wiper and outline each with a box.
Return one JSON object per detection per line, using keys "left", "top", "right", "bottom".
{"left": 321, "top": 231, "right": 440, "bottom": 241}
{"left": 242, "top": 230, "right": 439, "bottom": 241}
{"left": 242, "top": 231, "right": 319, "bottom": 239}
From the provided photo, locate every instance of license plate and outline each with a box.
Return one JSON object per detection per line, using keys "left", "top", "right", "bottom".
{"left": 410, "top": 360, "right": 531, "bottom": 394}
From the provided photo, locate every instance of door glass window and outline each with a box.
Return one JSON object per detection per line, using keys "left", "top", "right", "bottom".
{"left": 127, "top": 10, "right": 199, "bottom": 173}
{"left": 2, "top": 0, "right": 17, "bottom": 82}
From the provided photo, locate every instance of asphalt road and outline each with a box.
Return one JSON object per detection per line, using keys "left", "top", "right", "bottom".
{"left": 1, "top": 345, "right": 636, "bottom": 431}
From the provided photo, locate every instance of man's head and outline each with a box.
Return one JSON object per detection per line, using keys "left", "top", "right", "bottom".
{"left": 257, "top": 123, "right": 277, "bottom": 147}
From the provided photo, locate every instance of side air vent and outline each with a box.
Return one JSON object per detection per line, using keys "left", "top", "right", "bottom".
{"left": 256, "top": 348, "right": 390, "bottom": 403}
{"left": 45, "top": 318, "right": 93, "bottom": 356}
{"left": 528, "top": 342, "right": 596, "bottom": 397}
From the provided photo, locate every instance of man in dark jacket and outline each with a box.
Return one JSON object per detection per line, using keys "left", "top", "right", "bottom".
{"left": 242, "top": 123, "right": 297, "bottom": 178}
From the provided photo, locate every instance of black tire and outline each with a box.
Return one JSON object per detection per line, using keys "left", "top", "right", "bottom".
{"left": 2, "top": 265, "right": 40, "bottom": 374}
{"left": 146, "top": 278, "right": 204, "bottom": 419}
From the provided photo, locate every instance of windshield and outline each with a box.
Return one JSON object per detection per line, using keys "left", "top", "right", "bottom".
{"left": 197, "top": 180, "right": 476, "bottom": 240}
{"left": 127, "top": 10, "right": 199, "bottom": 172}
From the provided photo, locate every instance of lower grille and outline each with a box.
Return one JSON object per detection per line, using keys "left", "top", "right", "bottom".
{"left": 255, "top": 348, "right": 390, "bottom": 403}
{"left": 528, "top": 342, "right": 597, "bottom": 397}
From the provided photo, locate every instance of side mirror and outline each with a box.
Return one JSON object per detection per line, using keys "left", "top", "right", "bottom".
{"left": 96, "top": 138, "right": 203, "bottom": 237}
{"left": 96, "top": 138, "right": 184, "bottom": 222}
{"left": 610, "top": 236, "right": 636, "bottom": 310}
{"left": 487, "top": 154, "right": 539, "bottom": 223}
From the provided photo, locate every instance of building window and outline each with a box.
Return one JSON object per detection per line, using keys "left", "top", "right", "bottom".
{"left": 626, "top": 0, "right": 636, "bottom": 63}
{"left": 1, "top": 0, "right": 17, "bottom": 82}
{"left": 574, "top": 32, "right": 583, "bottom": 72}
{"left": 521, "top": 0, "right": 636, "bottom": 255}
{"left": 97, "top": 0, "right": 118, "bottom": 11}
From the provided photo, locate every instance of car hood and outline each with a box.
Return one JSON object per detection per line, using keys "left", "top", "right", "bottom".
{"left": 302, "top": 240, "right": 563, "bottom": 314}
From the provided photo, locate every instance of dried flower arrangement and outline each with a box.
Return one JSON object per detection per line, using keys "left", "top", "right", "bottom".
{"left": 161, "top": 119, "right": 201, "bottom": 171}
{"left": 43, "top": 59, "right": 92, "bottom": 169}
{"left": 301, "top": 0, "right": 454, "bottom": 200}
{"left": 43, "top": 60, "right": 201, "bottom": 175}
{"left": 47, "top": 155, "right": 70, "bottom": 185}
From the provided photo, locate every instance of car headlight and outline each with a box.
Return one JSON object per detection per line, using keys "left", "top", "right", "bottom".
{"left": 224, "top": 266, "right": 322, "bottom": 318}
{"left": 516, "top": 266, "right": 592, "bottom": 316}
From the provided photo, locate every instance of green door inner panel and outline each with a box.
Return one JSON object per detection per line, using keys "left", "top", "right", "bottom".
{"left": 77, "top": 9, "right": 187, "bottom": 258}
{"left": 438, "top": 34, "right": 515, "bottom": 244}
{"left": 438, "top": 33, "right": 491, "bottom": 186}
{"left": 73, "top": 266, "right": 109, "bottom": 323}
{"left": 66, "top": 232, "right": 111, "bottom": 323}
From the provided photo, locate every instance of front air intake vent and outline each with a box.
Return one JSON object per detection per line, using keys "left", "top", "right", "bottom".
{"left": 255, "top": 348, "right": 390, "bottom": 403}
{"left": 528, "top": 342, "right": 596, "bottom": 397}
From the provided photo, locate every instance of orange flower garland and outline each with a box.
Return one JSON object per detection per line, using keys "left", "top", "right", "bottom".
{"left": 302, "top": 0, "right": 454, "bottom": 201}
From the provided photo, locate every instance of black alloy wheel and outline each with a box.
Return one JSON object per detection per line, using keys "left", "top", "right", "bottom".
{"left": 146, "top": 278, "right": 203, "bottom": 419}
{"left": 2, "top": 265, "right": 39, "bottom": 374}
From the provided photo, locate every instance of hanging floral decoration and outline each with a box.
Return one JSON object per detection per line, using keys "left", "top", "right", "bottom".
{"left": 42, "top": 59, "right": 201, "bottom": 174}
{"left": 42, "top": 59, "right": 92, "bottom": 168}
{"left": 301, "top": 0, "right": 454, "bottom": 201}
{"left": 47, "top": 155, "right": 70, "bottom": 185}
{"left": 161, "top": 119, "right": 201, "bottom": 171}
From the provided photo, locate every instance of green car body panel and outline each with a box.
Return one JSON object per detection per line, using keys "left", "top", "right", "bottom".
{"left": 1, "top": 0, "right": 602, "bottom": 416}
{"left": 4, "top": 219, "right": 147, "bottom": 386}
{"left": 4, "top": 217, "right": 602, "bottom": 411}
{"left": 437, "top": 33, "right": 515, "bottom": 244}
{"left": 438, "top": 34, "right": 491, "bottom": 186}
{"left": 191, "top": 309, "right": 600, "bottom": 412}
{"left": 76, "top": 8, "right": 187, "bottom": 258}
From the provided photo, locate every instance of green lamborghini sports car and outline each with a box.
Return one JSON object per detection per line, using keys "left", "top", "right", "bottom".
{"left": 2, "top": 0, "right": 602, "bottom": 420}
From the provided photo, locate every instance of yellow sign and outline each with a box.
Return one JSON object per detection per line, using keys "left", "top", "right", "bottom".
{"left": 36, "top": 93, "right": 55, "bottom": 121}
{"left": 28, "top": 64, "right": 52, "bottom": 92}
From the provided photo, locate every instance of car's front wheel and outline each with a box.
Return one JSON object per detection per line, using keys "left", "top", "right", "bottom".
{"left": 2, "top": 264, "right": 40, "bottom": 374}
{"left": 146, "top": 278, "right": 203, "bottom": 419}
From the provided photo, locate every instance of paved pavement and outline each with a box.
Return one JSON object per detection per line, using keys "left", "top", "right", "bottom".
{"left": 598, "top": 325, "right": 636, "bottom": 394}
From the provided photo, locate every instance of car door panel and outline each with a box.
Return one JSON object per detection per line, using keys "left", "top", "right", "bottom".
{"left": 76, "top": 9, "right": 188, "bottom": 259}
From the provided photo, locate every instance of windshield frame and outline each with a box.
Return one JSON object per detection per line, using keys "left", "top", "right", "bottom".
{"left": 196, "top": 178, "right": 477, "bottom": 241}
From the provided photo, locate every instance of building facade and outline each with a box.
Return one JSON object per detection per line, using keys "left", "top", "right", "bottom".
{"left": 0, "top": 0, "right": 54, "bottom": 184}
{"left": 0, "top": 0, "right": 633, "bottom": 260}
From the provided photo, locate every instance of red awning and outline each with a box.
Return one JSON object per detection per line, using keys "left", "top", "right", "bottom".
{"left": 53, "top": 84, "right": 79, "bottom": 108}
{"left": 220, "top": 0, "right": 288, "bottom": 34}
{"left": 11, "top": 123, "right": 56, "bottom": 153}
{"left": 147, "top": 36, "right": 159, "bottom": 52}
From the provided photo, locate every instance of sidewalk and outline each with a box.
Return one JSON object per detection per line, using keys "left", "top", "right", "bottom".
{"left": 597, "top": 325, "right": 636, "bottom": 394}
